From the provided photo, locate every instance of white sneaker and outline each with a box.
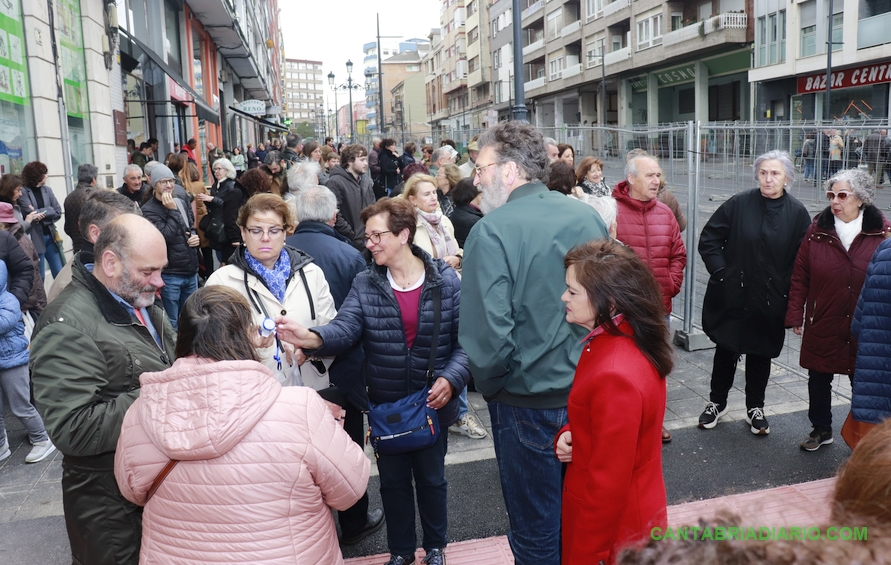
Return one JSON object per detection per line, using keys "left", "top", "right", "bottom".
{"left": 0, "top": 441, "right": 9, "bottom": 461}
{"left": 26, "top": 440, "right": 56, "bottom": 463}
{"left": 449, "top": 414, "right": 488, "bottom": 439}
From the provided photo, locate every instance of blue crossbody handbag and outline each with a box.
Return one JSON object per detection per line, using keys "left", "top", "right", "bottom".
{"left": 367, "top": 285, "right": 442, "bottom": 458}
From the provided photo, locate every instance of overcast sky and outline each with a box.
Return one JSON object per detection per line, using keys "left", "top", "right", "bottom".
{"left": 280, "top": 1, "right": 440, "bottom": 112}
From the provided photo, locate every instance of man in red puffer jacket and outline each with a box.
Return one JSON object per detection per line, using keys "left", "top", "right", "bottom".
{"left": 613, "top": 155, "right": 687, "bottom": 316}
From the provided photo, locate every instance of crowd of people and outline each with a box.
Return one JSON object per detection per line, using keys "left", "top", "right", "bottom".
{"left": 2, "top": 119, "right": 891, "bottom": 565}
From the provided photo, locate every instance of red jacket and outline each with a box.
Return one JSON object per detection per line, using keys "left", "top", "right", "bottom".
{"left": 785, "top": 205, "right": 890, "bottom": 375}
{"left": 558, "top": 321, "right": 667, "bottom": 565}
{"left": 613, "top": 181, "right": 686, "bottom": 314}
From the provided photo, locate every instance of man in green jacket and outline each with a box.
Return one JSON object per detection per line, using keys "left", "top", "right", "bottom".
{"left": 459, "top": 121, "right": 608, "bottom": 565}
{"left": 31, "top": 214, "right": 174, "bottom": 565}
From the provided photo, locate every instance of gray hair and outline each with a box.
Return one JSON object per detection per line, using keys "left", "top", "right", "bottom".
{"left": 214, "top": 158, "right": 237, "bottom": 180}
{"left": 295, "top": 185, "right": 337, "bottom": 223}
{"left": 582, "top": 195, "right": 618, "bottom": 229}
{"left": 478, "top": 121, "right": 549, "bottom": 183}
{"left": 79, "top": 189, "right": 141, "bottom": 241}
{"left": 122, "top": 164, "right": 143, "bottom": 178}
{"left": 826, "top": 168, "right": 876, "bottom": 206}
{"left": 542, "top": 136, "right": 558, "bottom": 149}
{"left": 753, "top": 150, "right": 796, "bottom": 185}
{"left": 77, "top": 163, "right": 98, "bottom": 184}
{"left": 624, "top": 155, "right": 658, "bottom": 179}
{"left": 431, "top": 147, "right": 451, "bottom": 165}
{"left": 143, "top": 160, "right": 160, "bottom": 181}
{"left": 287, "top": 161, "right": 321, "bottom": 194}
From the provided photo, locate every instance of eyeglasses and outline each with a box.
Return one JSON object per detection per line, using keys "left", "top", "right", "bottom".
{"left": 245, "top": 226, "right": 285, "bottom": 238}
{"left": 473, "top": 162, "right": 498, "bottom": 177}
{"left": 156, "top": 179, "right": 175, "bottom": 186}
{"left": 363, "top": 231, "right": 392, "bottom": 245}
{"left": 213, "top": 167, "right": 226, "bottom": 172}
{"left": 826, "top": 191, "right": 853, "bottom": 202}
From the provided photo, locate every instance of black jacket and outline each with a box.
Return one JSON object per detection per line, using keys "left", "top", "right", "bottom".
{"left": 450, "top": 203, "right": 483, "bottom": 249}
{"left": 141, "top": 194, "right": 199, "bottom": 276}
{"left": 206, "top": 178, "right": 243, "bottom": 259}
{"left": 286, "top": 221, "right": 369, "bottom": 410}
{"left": 117, "top": 182, "right": 150, "bottom": 205}
{"left": 0, "top": 230, "right": 34, "bottom": 306}
{"left": 282, "top": 147, "right": 302, "bottom": 164}
{"left": 325, "top": 165, "right": 376, "bottom": 250}
{"left": 398, "top": 152, "right": 416, "bottom": 171}
{"left": 378, "top": 148, "right": 401, "bottom": 190}
{"left": 699, "top": 188, "right": 811, "bottom": 357}
{"left": 63, "top": 183, "right": 92, "bottom": 253}
{"left": 309, "top": 246, "right": 470, "bottom": 426}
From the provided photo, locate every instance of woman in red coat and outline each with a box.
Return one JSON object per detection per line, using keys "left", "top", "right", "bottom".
{"left": 785, "top": 168, "right": 890, "bottom": 452}
{"left": 555, "top": 240, "right": 674, "bottom": 565}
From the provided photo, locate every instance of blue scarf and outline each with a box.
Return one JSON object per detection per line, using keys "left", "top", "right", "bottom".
{"left": 244, "top": 249, "right": 290, "bottom": 303}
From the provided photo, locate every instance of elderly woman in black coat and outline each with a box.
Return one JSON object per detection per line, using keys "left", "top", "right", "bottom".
{"left": 276, "top": 197, "right": 469, "bottom": 565}
{"left": 697, "top": 150, "right": 811, "bottom": 436}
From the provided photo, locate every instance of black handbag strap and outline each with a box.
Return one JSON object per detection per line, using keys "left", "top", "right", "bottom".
{"left": 426, "top": 285, "right": 441, "bottom": 390}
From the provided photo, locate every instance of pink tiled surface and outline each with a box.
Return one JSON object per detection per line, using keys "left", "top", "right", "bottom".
{"left": 345, "top": 478, "right": 837, "bottom": 565}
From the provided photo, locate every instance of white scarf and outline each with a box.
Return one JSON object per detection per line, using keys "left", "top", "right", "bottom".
{"left": 834, "top": 208, "right": 863, "bottom": 252}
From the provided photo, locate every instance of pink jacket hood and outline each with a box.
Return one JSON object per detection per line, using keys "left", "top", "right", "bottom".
{"left": 136, "top": 356, "right": 281, "bottom": 461}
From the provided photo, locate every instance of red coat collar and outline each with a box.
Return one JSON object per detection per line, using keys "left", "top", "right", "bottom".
{"left": 581, "top": 313, "right": 626, "bottom": 345}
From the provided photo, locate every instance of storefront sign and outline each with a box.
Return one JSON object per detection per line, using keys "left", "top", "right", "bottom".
{"left": 168, "top": 77, "right": 191, "bottom": 102}
{"left": 113, "top": 110, "right": 128, "bottom": 146}
{"left": 629, "top": 64, "right": 697, "bottom": 92}
{"left": 237, "top": 99, "right": 266, "bottom": 115}
{"left": 797, "top": 61, "right": 891, "bottom": 94}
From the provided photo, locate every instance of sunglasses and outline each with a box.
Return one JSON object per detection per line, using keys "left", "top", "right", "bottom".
{"left": 826, "top": 191, "right": 853, "bottom": 202}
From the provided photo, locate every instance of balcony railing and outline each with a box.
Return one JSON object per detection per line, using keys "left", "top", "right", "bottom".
{"left": 522, "top": 1, "right": 542, "bottom": 20}
{"left": 524, "top": 76, "right": 546, "bottom": 91}
{"left": 604, "top": 46, "right": 631, "bottom": 66}
{"left": 560, "top": 20, "right": 581, "bottom": 38}
{"left": 858, "top": 12, "right": 891, "bottom": 49}
{"left": 602, "top": 0, "right": 629, "bottom": 18}
{"left": 663, "top": 13, "right": 748, "bottom": 47}
{"left": 562, "top": 63, "right": 582, "bottom": 79}
{"left": 522, "top": 38, "right": 545, "bottom": 56}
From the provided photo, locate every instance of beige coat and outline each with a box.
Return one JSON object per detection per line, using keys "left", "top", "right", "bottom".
{"left": 115, "top": 357, "right": 369, "bottom": 565}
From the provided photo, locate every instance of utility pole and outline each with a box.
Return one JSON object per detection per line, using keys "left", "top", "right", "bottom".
{"left": 824, "top": 0, "right": 836, "bottom": 122}
{"left": 510, "top": 0, "right": 527, "bottom": 122}
{"left": 600, "top": 38, "right": 606, "bottom": 126}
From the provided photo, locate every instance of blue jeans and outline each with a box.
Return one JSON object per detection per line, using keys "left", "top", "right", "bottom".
{"left": 457, "top": 386, "right": 468, "bottom": 417}
{"left": 39, "top": 232, "right": 64, "bottom": 280}
{"left": 376, "top": 429, "right": 449, "bottom": 557}
{"left": 803, "top": 158, "right": 815, "bottom": 181}
{"left": 160, "top": 273, "right": 198, "bottom": 331}
{"left": 489, "top": 401, "right": 567, "bottom": 565}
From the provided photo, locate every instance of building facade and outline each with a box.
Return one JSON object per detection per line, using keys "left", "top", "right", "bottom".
{"left": 364, "top": 37, "right": 430, "bottom": 134}
{"left": 283, "top": 59, "right": 325, "bottom": 136}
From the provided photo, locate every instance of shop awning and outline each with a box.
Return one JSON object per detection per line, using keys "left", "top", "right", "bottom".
{"left": 124, "top": 33, "right": 220, "bottom": 126}
{"left": 228, "top": 106, "right": 289, "bottom": 132}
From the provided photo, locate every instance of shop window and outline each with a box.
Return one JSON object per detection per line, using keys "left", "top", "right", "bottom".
{"left": 0, "top": 0, "right": 37, "bottom": 171}
{"left": 678, "top": 88, "right": 695, "bottom": 115}
{"left": 708, "top": 81, "right": 741, "bottom": 121}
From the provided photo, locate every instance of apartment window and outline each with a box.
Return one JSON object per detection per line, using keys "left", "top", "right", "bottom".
{"left": 406, "top": 64, "right": 420, "bottom": 71}
{"left": 495, "top": 81, "right": 504, "bottom": 103}
{"left": 637, "top": 13, "right": 662, "bottom": 50}
{"left": 469, "top": 27, "right": 479, "bottom": 44}
{"left": 832, "top": 13, "right": 843, "bottom": 51}
{"left": 586, "top": 38, "right": 603, "bottom": 67}
{"left": 757, "top": 10, "right": 785, "bottom": 66}
{"left": 299, "top": 63, "right": 306, "bottom": 69}
{"left": 800, "top": 0, "right": 816, "bottom": 56}
{"left": 547, "top": 8, "right": 562, "bottom": 40}
{"left": 670, "top": 12, "right": 683, "bottom": 31}
{"left": 494, "top": 49, "right": 502, "bottom": 68}
{"left": 469, "top": 56, "right": 479, "bottom": 73}
{"left": 468, "top": 0, "right": 476, "bottom": 16}
{"left": 548, "top": 52, "right": 564, "bottom": 80}
{"left": 586, "top": 0, "right": 604, "bottom": 20}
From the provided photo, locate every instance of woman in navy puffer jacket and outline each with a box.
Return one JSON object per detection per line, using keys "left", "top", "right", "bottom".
{"left": 277, "top": 198, "right": 469, "bottom": 565}
{"left": 851, "top": 237, "right": 891, "bottom": 425}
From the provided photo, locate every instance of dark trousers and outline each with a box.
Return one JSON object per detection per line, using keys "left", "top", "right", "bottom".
{"left": 338, "top": 405, "right": 370, "bottom": 537}
{"left": 376, "top": 429, "right": 448, "bottom": 557}
{"left": 709, "top": 344, "right": 772, "bottom": 410}
{"left": 808, "top": 370, "right": 852, "bottom": 432}
{"left": 61, "top": 454, "right": 142, "bottom": 565}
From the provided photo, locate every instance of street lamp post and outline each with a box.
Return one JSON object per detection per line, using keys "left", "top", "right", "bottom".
{"left": 328, "top": 60, "right": 363, "bottom": 144}
{"left": 327, "top": 80, "right": 339, "bottom": 141}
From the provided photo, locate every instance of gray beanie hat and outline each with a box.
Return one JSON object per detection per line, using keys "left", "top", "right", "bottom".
{"left": 151, "top": 164, "right": 175, "bottom": 186}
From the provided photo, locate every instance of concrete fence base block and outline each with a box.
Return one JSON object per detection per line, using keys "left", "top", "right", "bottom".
{"left": 674, "top": 330, "right": 717, "bottom": 351}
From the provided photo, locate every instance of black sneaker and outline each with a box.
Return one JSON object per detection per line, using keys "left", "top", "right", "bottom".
{"left": 698, "top": 402, "right": 729, "bottom": 429}
{"left": 800, "top": 429, "right": 833, "bottom": 451}
{"left": 746, "top": 407, "right": 770, "bottom": 435}
{"left": 423, "top": 548, "right": 445, "bottom": 565}
{"left": 383, "top": 554, "right": 415, "bottom": 565}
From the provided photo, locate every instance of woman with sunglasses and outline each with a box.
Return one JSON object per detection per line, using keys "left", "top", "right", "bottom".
{"left": 786, "top": 168, "right": 890, "bottom": 451}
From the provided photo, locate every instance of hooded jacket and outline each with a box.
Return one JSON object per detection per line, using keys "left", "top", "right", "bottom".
{"left": 141, "top": 193, "right": 199, "bottom": 276}
{"left": 308, "top": 246, "right": 470, "bottom": 427}
{"left": 0, "top": 262, "right": 28, "bottom": 369}
{"left": 612, "top": 181, "right": 687, "bottom": 315}
{"left": 785, "top": 205, "right": 890, "bottom": 375}
{"left": 325, "top": 165, "right": 376, "bottom": 249}
{"left": 115, "top": 357, "right": 369, "bottom": 565}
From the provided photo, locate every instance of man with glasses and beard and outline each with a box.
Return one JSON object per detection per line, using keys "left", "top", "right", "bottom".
{"left": 31, "top": 214, "right": 175, "bottom": 565}
{"left": 459, "top": 121, "right": 608, "bottom": 565}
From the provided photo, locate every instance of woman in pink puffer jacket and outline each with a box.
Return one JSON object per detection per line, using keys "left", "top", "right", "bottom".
{"left": 114, "top": 286, "right": 370, "bottom": 565}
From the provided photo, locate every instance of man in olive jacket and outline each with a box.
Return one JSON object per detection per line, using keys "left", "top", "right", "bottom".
{"left": 459, "top": 121, "right": 608, "bottom": 565}
{"left": 31, "top": 215, "right": 174, "bottom": 565}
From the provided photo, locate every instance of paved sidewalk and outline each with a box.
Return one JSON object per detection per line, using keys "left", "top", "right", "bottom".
{"left": 345, "top": 478, "right": 838, "bottom": 565}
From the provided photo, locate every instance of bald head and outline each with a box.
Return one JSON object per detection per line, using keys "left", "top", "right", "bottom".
{"left": 94, "top": 214, "right": 167, "bottom": 308}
